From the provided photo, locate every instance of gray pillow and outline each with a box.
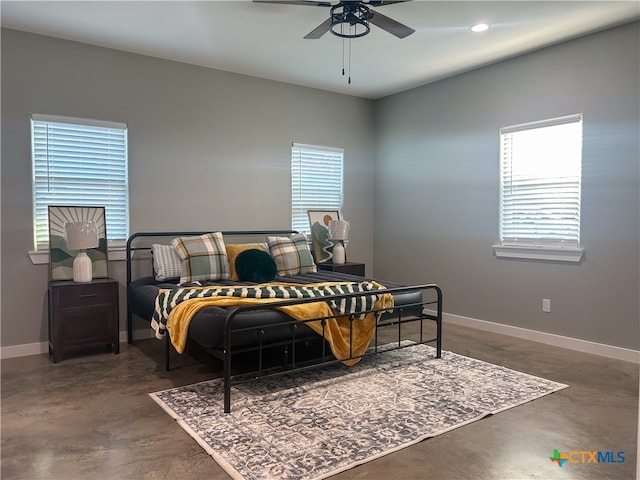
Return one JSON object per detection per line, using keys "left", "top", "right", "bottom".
{"left": 151, "top": 243, "right": 182, "bottom": 281}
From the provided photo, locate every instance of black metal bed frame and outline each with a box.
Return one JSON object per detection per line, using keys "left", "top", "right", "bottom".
{"left": 126, "top": 231, "right": 443, "bottom": 413}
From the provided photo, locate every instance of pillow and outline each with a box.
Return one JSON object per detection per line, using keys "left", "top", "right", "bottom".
{"left": 235, "top": 249, "right": 277, "bottom": 283}
{"left": 171, "top": 232, "right": 230, "bottom": 283}
{"left": 151, "top": 243, "right": 182, "bottom": 281}
{"left": 226, "top": 243, "right": 267, "bottom": 281}
{"left": 267, "top": 233, "right": 317, "bottom": 276}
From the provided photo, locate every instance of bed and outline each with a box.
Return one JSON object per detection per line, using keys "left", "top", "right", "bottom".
{"left": 126, "top": 230, "right": 442, "bottom": 412}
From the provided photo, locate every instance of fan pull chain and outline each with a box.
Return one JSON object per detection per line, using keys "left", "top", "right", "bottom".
{"left": 341, "top": 22, "right": 344, "bottom": 76}
{"left": 342, "top": 36, "right": 345, "bottom": 77}
{"left": 348, "top": 37, "right": 352, "bottom": 84}
{"left": 340, "top": 22, "right": 352, "bottom": 85}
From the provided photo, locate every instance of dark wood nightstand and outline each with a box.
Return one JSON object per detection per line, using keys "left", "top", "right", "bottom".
{"left": 317, "top": 262, "right": 365, "bottom": 277}
{"left": 48, "top": 278, "right": 120, "bottom": 363}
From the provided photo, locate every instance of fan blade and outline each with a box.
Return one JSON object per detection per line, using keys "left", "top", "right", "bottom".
{"left": 304, "top": 17, "right": 332, "bottom": 39}
{"left": 369, "top": 10, "right": 415, "bottom": 38}
{"left": 253, "top": 0, "right": 332, "bottom": 6}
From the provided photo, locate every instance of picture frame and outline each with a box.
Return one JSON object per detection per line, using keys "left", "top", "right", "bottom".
{"left": 307, "top": 209, "right": 341, "bottom": 263}
{"left": 48, "top": 205, "right": 108, "bottom": 280}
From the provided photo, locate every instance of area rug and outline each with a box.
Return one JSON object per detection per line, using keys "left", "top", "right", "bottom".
{"left": 150, "top": 344, "right": 568, "bottom": 480}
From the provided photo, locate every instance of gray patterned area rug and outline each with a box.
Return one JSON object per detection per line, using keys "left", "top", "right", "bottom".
{"left": 150, "top": 344, "right": 567, "bottom": 480}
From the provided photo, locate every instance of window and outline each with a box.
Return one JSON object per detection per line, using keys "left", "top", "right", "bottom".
{"left": 495, "top": 114, "right": 584, "bottom": 262}
{"left": 291, "top": 143, "right": 344, "bottom": 234}
{"left": 31, "top": 114, "right": 129, "bottom": 252}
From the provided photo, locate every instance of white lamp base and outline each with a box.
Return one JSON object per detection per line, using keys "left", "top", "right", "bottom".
{"left": 73, "top": 251, "right": 93, "bottom": 283}
{"left": 332, "top": 242, "right": 346, "bottom": 264}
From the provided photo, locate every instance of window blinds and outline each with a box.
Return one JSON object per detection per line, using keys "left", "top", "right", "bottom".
{"left": 31, "top": 114, "right": 129, "bottom": 250}
{"left": 291, "top": 143, "right": 344, "bottom": 234}
{"left": 499, "top": 114, "right": 582, "bottom": 247}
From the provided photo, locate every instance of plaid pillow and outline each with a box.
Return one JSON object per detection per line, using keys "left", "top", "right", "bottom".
{"left": 267, "top": 233, "right": 317, "bottom": 276}
{"left": 151, "top": 243, "right": 182, "bottom": 281}
{"left": 171, "top": 232, "right": 230, "bottom": 283}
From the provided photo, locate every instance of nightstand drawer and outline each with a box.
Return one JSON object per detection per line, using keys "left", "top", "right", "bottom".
{"left": 60, "top": 306, "right": 114, "bottom": 342}
{"left": 57, "top": 283, "right": 115, "bottom": 308}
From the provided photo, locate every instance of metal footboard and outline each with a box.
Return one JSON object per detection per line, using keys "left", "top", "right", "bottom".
{"left": 216, "top": 284, "right": 442, "bottom": 413}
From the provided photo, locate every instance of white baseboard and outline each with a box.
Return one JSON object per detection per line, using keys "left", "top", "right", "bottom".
{"left": 0, "top": 341, "right": 49, "bottom": 359}
{"left": 433, "top": 310, "right": 640, "bottom": 364}
{"left": 0, "top": 328, "right": 155, "bottom": 360}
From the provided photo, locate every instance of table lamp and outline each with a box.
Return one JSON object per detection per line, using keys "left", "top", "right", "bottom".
{"left": 328, "top": 220, "right": 350, "bottom": 264}
{"left": 65, "top": 221, "right": 99, "bottom": 282}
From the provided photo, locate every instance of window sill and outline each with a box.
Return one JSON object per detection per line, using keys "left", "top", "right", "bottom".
{"left": 493, "top": 244, "right": 584, "bottom": 263}
{"left": 29, "top": 246, "right": 127, "bottom": 265}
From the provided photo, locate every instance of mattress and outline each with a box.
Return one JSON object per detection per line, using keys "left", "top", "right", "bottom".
{"left": 128, "top": 270, "right": 422, "bottom": 350}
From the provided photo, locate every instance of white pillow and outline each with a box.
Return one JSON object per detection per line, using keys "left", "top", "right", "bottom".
{"left": 151, "top": 243, "right": 182, "bottom": 281}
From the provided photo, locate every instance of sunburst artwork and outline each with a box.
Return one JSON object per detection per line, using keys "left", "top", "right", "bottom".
{"left": 308, "top": 209, "right": 340, "bottom": 263}
{"left": 48, "top": 206, "right": 108, "bottom": 280}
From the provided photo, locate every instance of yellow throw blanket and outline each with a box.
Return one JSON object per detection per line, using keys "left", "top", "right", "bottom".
{"left": 162, "top": 282, "right": 393, "bottom": 366}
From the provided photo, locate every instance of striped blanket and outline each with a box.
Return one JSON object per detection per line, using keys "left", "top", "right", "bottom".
{"left": 151, "top": 281, "right": 393, "bottom": 365}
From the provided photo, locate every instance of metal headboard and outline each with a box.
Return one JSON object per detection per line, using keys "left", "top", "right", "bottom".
{"left": 125, "top": 230, "right": 298, "bottom": 343}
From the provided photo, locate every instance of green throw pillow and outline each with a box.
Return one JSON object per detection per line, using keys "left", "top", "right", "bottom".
{"left": 235, "top": 249, "right": 277, "bottom": 283}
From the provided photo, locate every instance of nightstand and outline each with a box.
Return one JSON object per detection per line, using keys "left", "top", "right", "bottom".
{"left": 48, "top": 278, "right": 120, "bottom": 363}
{"left": 317, "top": 262, "right": 365, "bottom": 277}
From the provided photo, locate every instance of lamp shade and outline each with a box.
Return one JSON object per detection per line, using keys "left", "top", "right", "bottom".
{"left": 328, "top": 220, "right": 350, "bottom": 241}
{"left": 65, "top": 221, "right": 99, "bottom": 250}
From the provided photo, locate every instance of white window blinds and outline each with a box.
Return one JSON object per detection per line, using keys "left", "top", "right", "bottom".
{"left": 499, "top": 114, "right": 582, "bottom": 247}
{"left": 31, "top": 114, "right": 129, "bottom": 251}
{"left": 291, "top": 143, "right": 344, "bottom": 234}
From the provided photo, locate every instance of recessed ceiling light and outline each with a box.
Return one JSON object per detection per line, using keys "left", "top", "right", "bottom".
{"left": 470, "top": 23, "right": 489, "bottom": 33}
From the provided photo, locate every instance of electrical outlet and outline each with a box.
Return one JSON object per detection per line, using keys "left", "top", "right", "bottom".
{"left": 542, "top": 298, "right": 551, "bottom": 313}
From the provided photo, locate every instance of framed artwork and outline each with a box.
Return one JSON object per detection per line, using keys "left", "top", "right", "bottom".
{"left": 307, "top": 209, "right": 341, "bottom": 263}
{"left": 48, "top": 205, "right": 108, "bottom": 280}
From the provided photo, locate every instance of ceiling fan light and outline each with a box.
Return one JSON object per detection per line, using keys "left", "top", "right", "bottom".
{"left": 470, "top": 23, "right": 489, "bottom": 33}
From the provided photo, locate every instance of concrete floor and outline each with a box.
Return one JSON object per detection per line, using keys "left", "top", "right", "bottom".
{"left": 1, "top": 323, "right": 638, "bottom": 480}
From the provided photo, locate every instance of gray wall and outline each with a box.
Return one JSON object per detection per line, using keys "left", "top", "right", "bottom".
{"left": 374, "top": 22, "right": 639, "bottom": 350}
{"left": 1, "top": 29, "right": 376, "bottom": 347}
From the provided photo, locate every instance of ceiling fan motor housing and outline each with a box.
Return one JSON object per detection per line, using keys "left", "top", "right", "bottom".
{"left": 330, "top": 2, "right": 372, "bottom": 38}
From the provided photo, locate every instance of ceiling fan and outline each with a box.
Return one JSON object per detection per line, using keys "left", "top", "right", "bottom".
{"left": 254, "top": 0, "right": 415, "bottom": 39}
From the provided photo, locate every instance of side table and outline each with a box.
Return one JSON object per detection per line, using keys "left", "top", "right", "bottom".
{"left": 317, "top": 262, "right": 365, "bottom": 277}
{"left": 48, "top": 278, "right": 120, "bottom": 363}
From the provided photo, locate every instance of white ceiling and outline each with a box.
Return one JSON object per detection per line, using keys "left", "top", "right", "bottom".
{"left": 2, "top": 1, "right": 638, "bottom": 99}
